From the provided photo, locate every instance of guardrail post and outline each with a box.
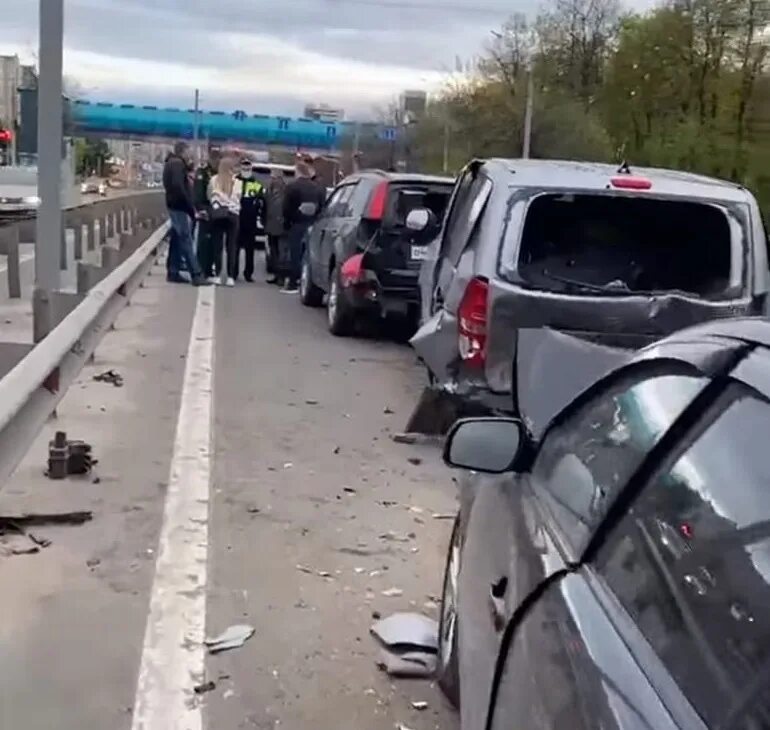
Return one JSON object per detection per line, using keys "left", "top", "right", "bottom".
{"left": 102, "top": 245, "right": 119, "bottom": 270}
{"left": 32, "top": 288, "right": 52, "bottom": 344}
{"left": 59, "top": 225, "right": 67, "bottom": 271}
{"left": 87, "top": 214, "right": 97, "bottom": 251}
{"left": 106, "top": 208, "right": 115, "bottom": 238}
{"left": 18, "top": 219, "right": 35, "bottom": 243}
{"left": 72, "top": 218, "right": 83, "bottom": 260}
{"left": 99, "top": 212, "right": 107, "bottom": 246}
{"left": 0, "top": 224, "right": 21, "bottom": 299}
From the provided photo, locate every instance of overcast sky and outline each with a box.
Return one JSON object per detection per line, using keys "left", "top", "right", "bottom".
{"left": 0, "top": 0, "right": 659, "bottom": 118}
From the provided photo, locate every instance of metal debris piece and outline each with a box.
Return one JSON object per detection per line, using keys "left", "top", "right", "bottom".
{"left": 283, "top": 462, "right": 293, "bottom": 469}
{"left": 407, "top": 457, "right": 423, "bottom": 466}
{"left": 383, "top": 406, "right": 395, "bottom": 415}
{"left": 205, "top": 624, "right": 255, "bottom": 654}
{"left": 432, "top": 513, "right": 455, "bottom": 520}
{"left": 0, "top": 511, "right": 92, "bottom": 528}
{"left": 305, "top": 398, "right": 319, "bottom": 405}
{"left": 93, "top": 369, "right": 124, "bottom": 387}
{"left": 371, "top": 612, "right": 439, "bottom": 653}
{"left": 391, "top": 432, "right": 417, "bottom": 445}
{"left": 47, "top": 432, "right": 97, "bottom": 479}
{"left": 381, "top": 587, "right": 404, "bottom": 598}
{"left": 246, "top": 506, "right": 261, "bottom": 514}
{"left": 379, "top": 531, "right": 411, "bottom": 543}
{"left": 296, "top": 564, "right": 314, "bottom": 574}
{"left": 411, "top": 700, "right": 429, "bottom": 711}
{"left": 397, "top": 724, "right": 417, "bottom": 730}
{"left": 343, "top": 486, "right": 357, "bottom": 494}
{"left": 193, "top": 680, "right": 216, "bottom": 694}
{"left": 377, "top": 648, "right": 437, "bottom": 678}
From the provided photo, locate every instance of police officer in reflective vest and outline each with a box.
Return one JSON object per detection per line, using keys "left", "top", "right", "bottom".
{"left": 236, "top": 159, "right": 266, "bottom": 282}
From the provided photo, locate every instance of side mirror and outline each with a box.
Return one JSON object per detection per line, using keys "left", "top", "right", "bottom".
{"left": 406, "top": 208, "right": 432, "bottom": 232}
{"left": 443, "top": 417, "right": 526, "bottom": 474}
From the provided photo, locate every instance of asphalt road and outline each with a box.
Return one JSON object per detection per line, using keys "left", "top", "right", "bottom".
{"left": 0, "top": 255, "right": 460, "bottom": 730}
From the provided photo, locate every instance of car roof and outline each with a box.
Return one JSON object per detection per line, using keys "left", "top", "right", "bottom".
{"left": 346, "top": 170, "right": 455, "bottom": 186}
{"left": 481, "top": 158, "right": 753, "bottom": 204}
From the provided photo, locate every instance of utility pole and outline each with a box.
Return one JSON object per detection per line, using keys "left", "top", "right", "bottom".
{"left": 522, "top": 69, "right": 534, "bottom": 159}
{"left": 352, "top": 122, "right": 360, "bottom": 172}
{"left": 36, "top": 0, "right": 64, "bottom": 296}
{"left": 193, "top": 88, "right": 200, "bottom": 165}
{"left": 442, "top": 117, "right": 450, "bottom": 174}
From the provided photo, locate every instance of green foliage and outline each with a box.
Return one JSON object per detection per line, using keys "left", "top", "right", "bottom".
{"left": 413, "top": 0, "right": 770, "bottom": 215}
{"left": 75, "top": 137, "right": 113, "bottom": 178}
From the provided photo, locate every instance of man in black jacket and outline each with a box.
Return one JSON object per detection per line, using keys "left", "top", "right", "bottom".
{"left": 235, "top": 159, "right": 266, "bottom": 282}
{"left": 281, "top": 159, "right": 326, "bottom": 293}
{"left": 163, "top": 141, "right": 207, "bottom": 285}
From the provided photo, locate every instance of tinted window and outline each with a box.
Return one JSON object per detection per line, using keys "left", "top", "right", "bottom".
{"left": 348, "top": 177, "right": 377, "bottom": 217}
{"left": 323, "top": 186, "right": 348, "bottom": 217}
{"left": 439, "top": 170, "right": 474, "bottom": 256}
{"left": 444, "top": 175, "right": 492, "bottom": 265}
{"left": 597, "top": 385, "right": 770, "bottom": 729}
{"left": 332, "top": 185, "right": 355, "bottom": 217}
{"left": 532, "top": 367, "right": 707, "bottom": 553}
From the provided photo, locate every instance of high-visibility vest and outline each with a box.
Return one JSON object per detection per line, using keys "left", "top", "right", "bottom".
{"left": 242, "top": 180, "right": 263, "bottom": 198}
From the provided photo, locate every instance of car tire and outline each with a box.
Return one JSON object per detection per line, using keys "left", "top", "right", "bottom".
{"left": 327, "top": 265, "right": 354, "bottom": 336}
{"left": 437, "top": 512, "right": 462, "bottom": 708}
{"left": 300, "top": 252, "right": 324, "bottom": 307}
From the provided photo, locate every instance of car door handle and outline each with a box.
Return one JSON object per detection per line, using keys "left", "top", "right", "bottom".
{"left": 489, "top": 577, "right": 508, "bottom": 632}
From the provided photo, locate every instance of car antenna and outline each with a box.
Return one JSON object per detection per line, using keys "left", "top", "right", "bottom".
{"left": 617, "top": 160, "right": 632, "bottom": 175}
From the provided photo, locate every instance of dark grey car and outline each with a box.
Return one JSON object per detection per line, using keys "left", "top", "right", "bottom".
{"left": 438, "top": 317, "right": 770, "bottom": 730}
{"left": 411, "top": 158, "right": 770, "bottom": 417}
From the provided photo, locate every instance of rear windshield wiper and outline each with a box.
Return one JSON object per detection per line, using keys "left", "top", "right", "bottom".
{"left": 541, "top": 269, "right": 631, "bottom": 295}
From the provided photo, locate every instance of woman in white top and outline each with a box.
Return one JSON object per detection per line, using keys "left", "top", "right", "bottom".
{"left": 208, "top": 156, "right": 242, "bottom": 286}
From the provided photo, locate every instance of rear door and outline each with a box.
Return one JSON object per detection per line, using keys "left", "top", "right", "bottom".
{"left": 320, "top": 183, "right": 356, "bottom": 278}
{"left": 307, "top": 184, "right": 348, "bottom": 286}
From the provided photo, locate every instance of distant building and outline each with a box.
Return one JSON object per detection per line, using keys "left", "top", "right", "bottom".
{"left": 400, "top": 90, "right": 427, "bottom": 122}
{"left": 304, "top": 103, "right": 345, "bottom": 123}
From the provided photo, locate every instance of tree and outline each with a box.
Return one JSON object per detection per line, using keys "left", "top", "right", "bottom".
{"left": 75, "top": 138, "right": 113, "bottom": 178}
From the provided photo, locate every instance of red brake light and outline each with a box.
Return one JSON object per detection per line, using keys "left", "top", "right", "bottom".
{"left": 365, "top": 180, "right": 389, "bottom": 220}
{"left": 0, "top": 129, "right": 11, "bottom": 144}
{"left": 610, "top": 176, "right": 652, "bottom": 190}
{"left": 680, "top": 523, "right": 693, "bottom": 540}
{"left": 458, "top": 277, "right": 489, "bottom": 368}
{"left": 340, "top": 253, "right": 365, "bottom": 287}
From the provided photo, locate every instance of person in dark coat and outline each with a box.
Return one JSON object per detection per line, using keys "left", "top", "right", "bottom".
{"left": 280, "top": 159, "right": 326, "bottom": 293}
{"left": 235, "top": 159, "right": 266, "bottom": 282}
{"left": 193, "top": 147, "right": 221, "bottom": 283}
{"left": 264, "top": 168, "right": 287, "bottom": 284}
{"left": 162, "top": 141, "right": 207, "bottom": 285}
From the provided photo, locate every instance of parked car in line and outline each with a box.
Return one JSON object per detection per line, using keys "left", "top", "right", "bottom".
{"left": 299, "top": 169, "right": 454, "bottom": 335}
{"left": 438, "top": 317, "right": 770, "bottom": 730}
{"left": 80, "top": 180, "right": 99, "bottom": 194}
{"left": 98, "top": 182, "right": 107, "bottom": 197}
{"left": 0, "top": 185, "right": 40, "bottom": 219}
{"left": 409, "top": 158, "right": 770, "bottom": 417}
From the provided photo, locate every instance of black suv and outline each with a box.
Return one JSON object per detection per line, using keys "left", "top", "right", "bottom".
{"left": 299, "top": 169, "right": 454, "bottom": 335}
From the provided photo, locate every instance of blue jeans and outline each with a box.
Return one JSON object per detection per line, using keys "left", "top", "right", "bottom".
{"left": 167, "top": 209, "right": 202, "bottom": 279}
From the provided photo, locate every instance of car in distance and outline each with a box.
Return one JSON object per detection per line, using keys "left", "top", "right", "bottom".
{"left": 300, "top": 169, "right": 454, "bottom": 336}
{"left": 437, "top": 316, "right": 770, "bottom": 730}
{"left": 410, "top": 158, "right": 769, "bottom": 416}
{"left": 80, "top": 180, "right": 99, "bottom": 194}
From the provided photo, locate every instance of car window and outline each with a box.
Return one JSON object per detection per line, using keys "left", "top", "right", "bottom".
{"left": 332, "top": 185, "right": 355, "bottom": 217}
{"left": 323, "top": 186, "right": 349, "bottom": 218}
{"left": 444, "top": 175, "right": 492, "bottom": 266}
{"left": 348, "top": 178, "right": 376, "bottom": 217}
{"left": 531, "top": 366, "right": 708, "bottom": 554}
{"left": 596, "top": 384, "right": 770, "bottom": 730}
{"left": 439, "top": 170, "right": 474, "bottom": 255}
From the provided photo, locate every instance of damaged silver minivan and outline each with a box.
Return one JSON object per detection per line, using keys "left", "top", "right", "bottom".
{"left": 410, "top": 158, "right": 769, "bottom": 420}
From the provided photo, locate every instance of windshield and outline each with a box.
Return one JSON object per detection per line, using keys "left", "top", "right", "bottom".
{"left": 514, "top": 193, "right": 747, "bottom": 299}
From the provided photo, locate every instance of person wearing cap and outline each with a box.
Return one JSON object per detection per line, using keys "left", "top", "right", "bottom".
{"left": 235, "top": 159, "right": 266, "bottom": 282}
{"left": 280, "top": 158, "right": 326, "bottom": 293}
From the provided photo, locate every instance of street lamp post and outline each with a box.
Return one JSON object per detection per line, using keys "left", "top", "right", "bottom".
{"left": 36, "top": 0, "right": 64, "bottom": 297}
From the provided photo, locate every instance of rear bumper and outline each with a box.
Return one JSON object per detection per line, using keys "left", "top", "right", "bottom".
{"left": 342, "top": 267, "right": 421, "bottom": 316}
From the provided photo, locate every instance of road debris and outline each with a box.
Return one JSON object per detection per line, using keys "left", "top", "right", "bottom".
{"left": 46, "top": 432, "right": 97, "bottom": 479}
{"left": 305, "top": 398, "right": 319, "bottom": 405}
{"left": 342, "top": 486, "right": 357, "bottom": 494}
{"left": 381, "top": 587, "right": 404, "bottom": 598}
{"left": 0, "top": 511, "right": 93, "bottom": 528}
{"left": 391, "top": 432, "right": 418, "bottom": 445}
{"left": 205, "top": 624, "right": 255, "bottom": 654}
{"left": 397, "top": 725, "right": 417, "bottom": 730}
{"left": 407, "top": 457, "right": 423, "bottom": 466}
{"left": 193, "top": 680, "right": 216, "bottom": 694}
{"left": 379, "top": 531, "right": 412, "bottom": 543}
{"left": 93, "top": 369, "right": 124, "bottom": 387}
{"left": 370, "top": 612, "right": 439, "bottom": 653}
{"left": 297, "top": 564, "right": 335, "bottom": 579}
{"left": 283, "top": 462, "right": 293, "bottom": 470}
{"left": 432, "top": 513, "right": 455, "bottom": 520}
{"left": 411, "top": 700, "right": 429, "bottom": 711}
{"left": 383, "top": 406, "right": 395, "bottom": 415}
{"left": 377, "top": 649, "right": 437, "bottom": 678}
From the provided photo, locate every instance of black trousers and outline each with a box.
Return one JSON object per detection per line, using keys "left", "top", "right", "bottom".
{"left": 238, "top": 214, "right": 258, "bottom": 280}
{"left": 286, "top": 222, "right": 309, "bottom": 285}
{"left": 211, "top": 216, "right": 239, "bottom": 279}
{"left": 196, "top": 218, "right": 219, "bottom": 277}
{"left": 266, "top": 233, "right": 282, "bottom": 276}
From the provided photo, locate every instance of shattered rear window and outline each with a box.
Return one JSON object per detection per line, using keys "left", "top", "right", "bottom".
{"left": 511, "top": 193, "right": 747, "bottom": 299}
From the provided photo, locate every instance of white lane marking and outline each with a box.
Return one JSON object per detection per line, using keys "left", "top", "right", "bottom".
{"left": 0, "top": 253, "right": 35, "bottom": 274}
{"left": 131, "top": 284, "right": 215, "bottom": 730}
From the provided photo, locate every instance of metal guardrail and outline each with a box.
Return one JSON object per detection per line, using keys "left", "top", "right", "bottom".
{"left": 0, "top": 191, "right": 165, "bottom": 301}
{"left": 0, "top": 219, "right": 169, "bottom": 487}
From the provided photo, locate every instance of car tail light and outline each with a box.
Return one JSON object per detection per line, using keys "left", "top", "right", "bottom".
{"left": 365, "top": 180, "right": 389, "bottom": 220}
{"left": 458, "top": 277, "right": 489, "bottom": 368}
{"left": 610, "top": 176, "right": 652, "bottom": 190}
{"left": 340, "top": 253, "right": 366, "bottom": 287}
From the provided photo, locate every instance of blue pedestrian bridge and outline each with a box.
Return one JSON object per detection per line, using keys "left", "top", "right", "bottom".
{"left": 69, "top": 100, "right": 382, "bottom": 151}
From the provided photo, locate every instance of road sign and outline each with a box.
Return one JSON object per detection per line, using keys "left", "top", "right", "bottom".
{"left": 380, "top": 127, "right": 397, "bottom": 142}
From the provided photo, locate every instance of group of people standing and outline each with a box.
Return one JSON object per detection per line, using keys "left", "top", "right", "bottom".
{"left": 162, "top": 140, "right": 326, "bottom": 293}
